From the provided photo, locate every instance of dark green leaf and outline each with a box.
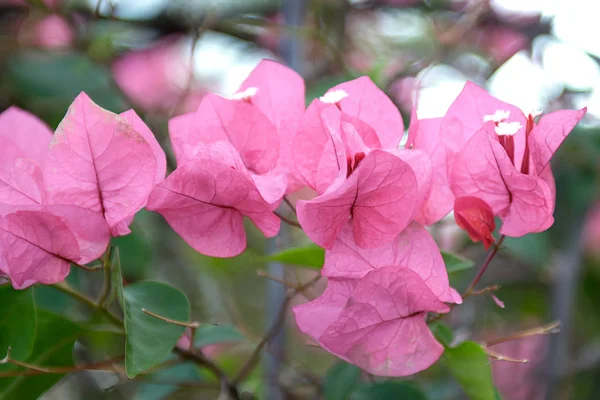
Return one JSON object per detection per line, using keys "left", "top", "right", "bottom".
{"left": 324, "top": 361, "right": 362, "bottom": 400}
{"left": 352, "top": 381, "right": 427, "bottom": 400}
{"left": 441, "top": 251, "right": 475, "bottom": 274}
{"left": 268, "top": 245, "right": 324, "bottom": 269}
{"left": 4, "top": 51, "right": 127, "bottom": 127}
{"left": 134, "top": 362, "right": 201, "bottom": 400}
{"left": 0, "top": 286, "right": 36, "bottom": 360}
{"left": 430, "top": 322, "right": 453, "bottom": 347}
{"left": 0, "top": 311, "right": 82, "bottom": 400}
{"left": 122, "top": 282, "right": 190, "bottom": 377}
{"left": 194, "top": 325, "right": 244, "bottom": 348}
{"left": 443, "top": 341, "right": 495, "bottom": 400}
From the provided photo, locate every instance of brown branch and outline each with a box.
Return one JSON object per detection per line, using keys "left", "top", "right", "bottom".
{"left": 274, "top": 211, "right": 302, "bottom": 228}
{"left": 485, "top": 321, "right": 561, "bottom": 347}
{"left": 463, "top": 235, "right": 506, "bottom": 298}
{"left": 174, "top": 347, "right": 241, "bottom": 400}
{"left": 232, "top": 276, "right": 321, "bottom": 385}
{"left": 0, "top": 350, "right": 123, "bottom": 377}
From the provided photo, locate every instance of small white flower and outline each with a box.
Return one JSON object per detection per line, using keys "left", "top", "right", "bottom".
{"left": 320, "top": 89, "right": 348, "bottom": 104}
{"left": 483, "top": 109, "right": 511, "bottom": 123}
{"left": 231, "top": 87, "right": 258, "bottom": 101}
{"left": 495, "top": 121, "right": 522, "bottom": 136}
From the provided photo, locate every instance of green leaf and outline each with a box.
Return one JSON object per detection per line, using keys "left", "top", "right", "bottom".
{"left": 443, "top": 341, "right": 495, "bottom": 400}
{"left": 4, "top": 51, "right": 127, "bottom": 127}
{"left": 268, "top": 245, "right": 324, "bottom": 269}
{"left": 429, "top": 322, "right": 453, "bottom": 347}
{"left": 111, "top": 248, "right": 125, "bottom": 309}
{"left": 134, "top": 362, "right": 201, "bottom": 400}
{"left": 122, "top": 282, "right": 190, "bottom": 377}
{"left": 441, "top": 251, "right": 475, "bottom": 274}
{"left": 194, "top": 325, "right": 244, "bottom": 348}
{"left": 0, "top": 286, "right": 36, "bottom": 360}
{"left": 324, "top": 361, "right": 362, "bottom": 400}
{"left": 0, "top": 310, "right": 82, "bottom": 400}
{"left": 352, "top": 381, "right": 427, "bottom": 400}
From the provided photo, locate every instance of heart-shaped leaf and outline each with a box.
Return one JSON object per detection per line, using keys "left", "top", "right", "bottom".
{"left": 122, "top": 282, "right": 190, "bottom": 377}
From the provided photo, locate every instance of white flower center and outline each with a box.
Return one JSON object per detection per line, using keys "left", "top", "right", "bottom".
{"left": 483, "top": 109, "right": 511, "bottom": 123}
{"left": 495, "top": 121, "right": 522, "bottom": 136}
{"left": 231, "top": 87, "right": 258, "bottom": 101}
{"left": 320, "top": 89, "right": 348, "bottom": 104}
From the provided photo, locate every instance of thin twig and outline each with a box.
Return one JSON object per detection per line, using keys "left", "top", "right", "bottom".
{"left": 72, "top": 262, "right": 104, "bottom": 272}
{"left": 232, "top": 276, "right": 321, "bottom": 385}
{"left": 274, "top": 211, "right": 302, "bottom": 228}
{"left": 463, "top": 235, "right": 506, "bottom": 298}
{"left": 97, "top": 245, "right": 113, "bottom": 307}
{"left": 52, "top": 282, "right": 123, "bottom": 326}
{"left": 485, "top": 348, "right": 529, "bottom": 364}
{"left": 471, "top": 284, "right": 501, "bottom": 296}
{"left": 485, "top": 321, "right": 561, "bottom": 347}
{"left": 141, "top": 309, "right": 200, "bottom": 328}
{"left": 174, "top": 347, "right": 241, "bottom": 400}
{"left": 0, "top": 349, "right": 123, "bottom": 377}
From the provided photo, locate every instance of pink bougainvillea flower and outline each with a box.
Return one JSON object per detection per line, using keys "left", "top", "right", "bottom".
{"left": 450, "top": 100, "right": 586, "bottom": 236}
{"left": 293, "top": 78, "right": 430, "bottom": 249}
{"left": 33, "top": 14, "right": 73, "bottom": 49}
{"left": 112, "top": 37, "right": 199, "bottom": 112}
{"left": 0, "top": 107, "right": 53, "bottom": 206}
{"left": 168, "top": 60, "right": 304, "bottom": 203}
{"left": 407, "top": 110, "right": 454, "bottom": 225}
{"left": 322, "top": 222, "right": 461, "bottom": 304}
{"left": 44, "top": 92, "right": 162, "bottom": 237}
{"left": 296, "top": 149, "right": 420, "bottom": 249}
{"left": 453, "top": 196, "right": 496, "bottom": 249}
{"left": 294, "top": 267, "right": 449, "bottom": 376}
{"left": 146, "top": 141, "right": 280, "bottom": 258}
{"left": 0, "top": 204, "right": 110, "bottom": 289}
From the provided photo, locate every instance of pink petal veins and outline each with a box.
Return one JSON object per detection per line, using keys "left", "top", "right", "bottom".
{"left": 331, "top": 76, "right": 404, "bottom": 148}
{"left": 527, "top": 108, "right": 586, "bottom": 175}
{"left": 318, "top": 267, "right": 448, "bottom": 376}
{"left": 44, "top": 92, "right": 158, "bottom": 237}
{"left": 0, "top": 210, "right": 79, "bottom": 289}
{"left": 323, "top": 222, "right": 460, "bottom": 304}
{"left": 146, "top": 141, "right": 280, "bottom": 257}
{"left": 297, "top": 149, "right": 418, "bottom": 249}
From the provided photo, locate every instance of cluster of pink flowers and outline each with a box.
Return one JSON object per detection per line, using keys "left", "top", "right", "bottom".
{"left": 0, "top": 59, "right": 585, "bottom": 376}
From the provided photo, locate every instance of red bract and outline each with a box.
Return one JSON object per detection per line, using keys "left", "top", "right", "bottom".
{"left": 454, "top": 196, "right": 496, "bottom": 249}
{"left": 294, "top": 267, "right": 450, "bottom": 376}
{"left": 446, "top": 83, "right": 586, "bottom": 236}
{"left": 294, "top": 77, "right": 430, "bottom": 249}
{"left": 146, "top": 141, "right": 280, "bottom": 258}
{"left": 44, "top": 92, "right": 163, "bottom": 237}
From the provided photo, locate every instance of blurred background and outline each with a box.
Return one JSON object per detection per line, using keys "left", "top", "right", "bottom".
{"left": 2, "top": 0, "right": 600, "bottom": 399}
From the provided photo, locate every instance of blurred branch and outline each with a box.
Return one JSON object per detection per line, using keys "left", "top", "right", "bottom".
{"left": 0, "top": 349, "right": 123, "bottom": 377}
{"left": 232, "top": 276, "right": 321, "bottom": 385}
{"left": 174, "top": 347, "right": 242, "bottom": 400}
{"left": 485, "top": 321, "right": 561, "bottom": 347}
{"left": 52, "top": 281, "right": 123, "bottom": 327}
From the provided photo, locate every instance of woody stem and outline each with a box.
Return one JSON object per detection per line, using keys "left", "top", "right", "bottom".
{"left": 463, "top": 235, "right": 506, "bottom": 298}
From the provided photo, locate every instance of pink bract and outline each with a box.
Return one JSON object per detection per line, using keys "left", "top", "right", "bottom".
{"left": 146, "top": 141, "right": 280, "bottom": 258}
{"left": 448, "top": 92, "right": 586, "bottom": 236}
{"left": 44, "top": 92, "right": 161, "bottom": 237}
{"left": 0, "top": 107, "right": 52, "bottom": 206}
{"left": 294, "top": 267, "right": 449, "bottom": 376}
{"left": 323, "top": 222, "right": 461, "bottom": 304}
{"left": 296, "top": 149, "right": 419, "bottom": 249}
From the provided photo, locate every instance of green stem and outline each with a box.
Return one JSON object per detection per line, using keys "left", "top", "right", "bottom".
{"left": 97, "top": 245, "right": 113, "bottom": 307}
{"left": 52, "top": 282, "right": 122, "bottom": 326}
